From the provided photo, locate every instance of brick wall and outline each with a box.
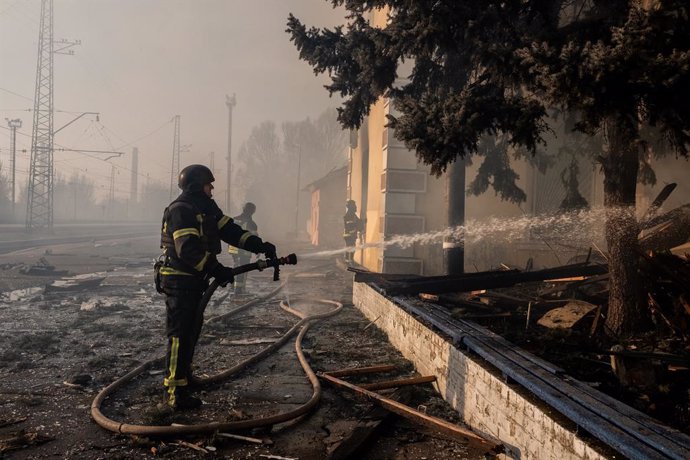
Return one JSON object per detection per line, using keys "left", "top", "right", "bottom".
{"left": 353, "top": 282, "right": 608, "bottom": 460}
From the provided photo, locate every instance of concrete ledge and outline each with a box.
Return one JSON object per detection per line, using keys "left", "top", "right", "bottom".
{"left": 353, "top": 281, "right": 613, "bottom": 460}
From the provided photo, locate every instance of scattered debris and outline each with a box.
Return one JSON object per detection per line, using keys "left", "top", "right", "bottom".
{"left": 19, "top": 257, "right": 69, "bottom": 276}
{"left": 0, "top": 417, "right": 27, "bottom": 429}
{"left": 171, "top": 440, "right": 208, "bottom": 453}
{"left": 46, "top": 276, "right": 105, "bottom": 293}
{"left": 215, "top": 432, "right": 272, "bottom": 445}
{"left": 219, "top": 337, "right": 278, "bottom": 346}
{"left": 65, "top": 373, "right": 93, "bottom": 386}
{"left": 537, "top": 300, "right": 598, "bottom": 329}
{"left": 327, "top": 388, "right": 412, "bottom": 460}
{"left": 258, "top": 455, "right": 298, "bottom": 460}
{"left": 0, "top": 430, "right": 53, "bottom": 454}
{"left": 319, "top": 371, "right": 501, "bottom": 454}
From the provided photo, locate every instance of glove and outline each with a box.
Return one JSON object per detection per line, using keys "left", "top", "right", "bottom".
{"left": 261, "top": 241, "right": 277, "bottom": 259}
{"left": 210, "top": 264, "right": 234, "bottom": 286}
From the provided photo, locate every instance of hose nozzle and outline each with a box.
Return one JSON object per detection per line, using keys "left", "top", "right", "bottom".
{"left": 281, "top": 253, "right": 298, "bottom": 265}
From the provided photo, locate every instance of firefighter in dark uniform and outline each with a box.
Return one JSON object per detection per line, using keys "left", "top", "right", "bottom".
{"left": 343, "top": 199, "right": 363, "bottom": 262}
{"left": 228, "top": 202, "right": 257, "bottom": 294}
{"left": 157, "top": 165, "right": 276, "bottom": 411}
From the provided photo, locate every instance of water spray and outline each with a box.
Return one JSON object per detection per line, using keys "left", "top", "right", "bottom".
{"left": 300, "top": 206, "right": 635, "bottom": 259}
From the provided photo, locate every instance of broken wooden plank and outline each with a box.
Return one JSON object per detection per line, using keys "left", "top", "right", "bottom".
{"left": 325, "top": 364, "right": 397, "bottom": 378}
{"left": 0, "top": 430, "right": 53, "bottom": 454}
{"left": 216, "top": 432, "right": 272, "bottom": 445}
{"left": 537, "top": 300, "right": 598, "bottom": 329}
{"left": 318, "top": 372, "right": 500, "bottom": 453}
{"left": 328, "top": 388, "right": 411, "bottom": 460}
{"left": 171, "top": 440, "right": 208, "bottom": 453}
{"left": 451, "top": 311, "right": 514, "bottom": 320}
{"left": 639, "top": 203, "right": 690, "bottom": 252}
{"left": 359, "top": 375, "right": 437, "bottom": 391}
{"left": 639, "top": 183, "right": 678, "bottom": 228}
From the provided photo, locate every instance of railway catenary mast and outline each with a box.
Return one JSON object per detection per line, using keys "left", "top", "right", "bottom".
{"left": 225, "top": 93, "right": 236, "bottom": 212}
{"left": 26, "top": 0, "right": 80, "bottom": 230}
{"left": 6, "top": 118, "right": 22, "bottom": 218}
{"left": 169, "top": 115, "right": 181, "bottom": 200}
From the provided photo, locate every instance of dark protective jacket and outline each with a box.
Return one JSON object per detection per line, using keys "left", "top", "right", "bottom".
{"left": 228, "top": 213, "right": 258, "bottom": 256}
{"left": 159, "top": 191, "right": 264, "bottom": 289}
{"left": 343, "top": 210, "right": 362, "bottom": 240}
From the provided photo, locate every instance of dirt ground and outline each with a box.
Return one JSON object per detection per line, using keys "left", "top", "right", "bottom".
{"left": 0, "top": 233, "right": 487, "bottom": 459}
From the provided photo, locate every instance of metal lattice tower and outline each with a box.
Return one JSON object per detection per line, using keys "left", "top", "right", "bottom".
{"left": 26, "top": 0, "right": 79, "bottom": 230}
{"left": 169, "top": 115, "right": 181, "bottom": 199}
{"left": 26, "top": 0, "right": 55, "bottom": 230}
{"left": 6, "top": 118, "right": 22, "bottom": 218}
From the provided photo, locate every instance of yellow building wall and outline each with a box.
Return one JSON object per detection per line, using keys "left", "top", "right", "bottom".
{"left": 362, "top": 98, "right": 386, "bottom": 270}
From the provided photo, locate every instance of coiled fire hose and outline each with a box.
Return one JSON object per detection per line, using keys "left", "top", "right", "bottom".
{"left": 91, "top": 255, "right": 343, "bottom": 436}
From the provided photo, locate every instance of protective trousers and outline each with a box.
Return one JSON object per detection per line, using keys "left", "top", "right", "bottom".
{"left": 344, "top": 237, "right": 357, "bottom": 262}
{"left": 163, "top": 288, "right": 205, "bottom": 406}
{"left": 232, "top": 253, "right": 251, "bottom": 293}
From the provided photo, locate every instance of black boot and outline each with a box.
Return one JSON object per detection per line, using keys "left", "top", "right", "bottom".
{"left": 174, "top": 387, "right": 202, "bottom": 410}
{"left": 158, "top": 386, "right": 202, "bottom": 412}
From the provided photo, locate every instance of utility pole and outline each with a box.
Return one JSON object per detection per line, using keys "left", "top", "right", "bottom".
{"left": 6, "top": 118, "right": 22, "bottom": 219}
{"left": 130, "top": 147, "right": 138, "bottom": 204}
{"left": 169, "top": 115, "right": 180, "bottom": 200}
{"left": 225, "top": 94, "right": 236, "bottom": 212}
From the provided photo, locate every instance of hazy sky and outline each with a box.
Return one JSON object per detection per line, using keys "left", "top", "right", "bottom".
{"left": 0, "top": 0, "right": 345, "bottom": 202}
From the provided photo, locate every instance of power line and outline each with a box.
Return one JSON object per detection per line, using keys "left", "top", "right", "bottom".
{"left": 0, "top": 87, "right": 33, "bottom": 102}
{"left": 1, "top": 120, "right": 164, "bottom": 183}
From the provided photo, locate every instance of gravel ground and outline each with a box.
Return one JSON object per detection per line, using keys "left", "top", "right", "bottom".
{"left": 0, "top": 234, "right": 487, "bottom": 459}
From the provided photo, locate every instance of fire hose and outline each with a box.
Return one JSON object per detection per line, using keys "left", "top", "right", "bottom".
{"left": 91, "top": 254, "right": 344, "bottom": 437}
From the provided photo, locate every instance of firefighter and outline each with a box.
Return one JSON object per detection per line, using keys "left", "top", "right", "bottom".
{"left": 227, "top": 202, "right": 257, "bottom": 294}
{"left": 343, "top": 199, "right": 363, "bottom": 262}
{"left": 156, "top": 165, "right": 276, "bottom": 412}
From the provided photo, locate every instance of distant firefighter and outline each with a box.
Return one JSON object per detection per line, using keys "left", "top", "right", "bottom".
{"left": 343, "top": 199, "right": 363, "bottom": 263}
{"left": 228, "top": 202, "right": 258, "bottom": 294}
{"left": 155, "top": 165, "right": 276, "bottom": 413}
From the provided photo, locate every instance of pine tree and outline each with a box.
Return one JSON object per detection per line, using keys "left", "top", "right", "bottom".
{"left": 287, "top": 1, "right": 690, "bottom": 336}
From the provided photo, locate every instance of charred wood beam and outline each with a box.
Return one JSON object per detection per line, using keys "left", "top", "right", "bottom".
{"left": 372, "top": 263, "right": 608, "bottom": 296}
{"left": 327, "top": 388, "right": 411, "bottom": 460}
{"left": 359, "top": 375, "right": 437, "bottom": 391}
{"left": 325, "top": 364, "right": 397, "bottom": 378}
{"left": 640, "top": 252, "right": 690, "bottom": 295}
{"left": 318, "top": 372, "right": 501, "bottom": 453}
{"left": 639, "top": 183, "right": 677, "bottom": 229}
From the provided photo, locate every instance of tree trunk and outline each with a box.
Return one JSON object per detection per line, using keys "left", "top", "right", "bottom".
{"left": 602, "top": 118, "right": 642, "bottom": 337}
{"left": 444, "top": 159, "right": 465, "bottom": 275}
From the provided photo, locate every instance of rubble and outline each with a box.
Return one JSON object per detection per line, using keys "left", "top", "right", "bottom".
{"left": 18, "top": 257, "right": 69, "bottom": 276}
{"left": 350, "top": 200, "right": 690, "bottom": 436}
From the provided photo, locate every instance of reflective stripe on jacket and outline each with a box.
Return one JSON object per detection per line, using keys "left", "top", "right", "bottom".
{"left": 160, "top": 194, "right": 263, "bottom": 279}
{"left": 343, "top": 212, "right": 362, "bottom": 238}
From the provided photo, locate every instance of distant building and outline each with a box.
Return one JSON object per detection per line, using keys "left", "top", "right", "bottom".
{"left": 304, "top": 166, "right": 348, "bottom": 248}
